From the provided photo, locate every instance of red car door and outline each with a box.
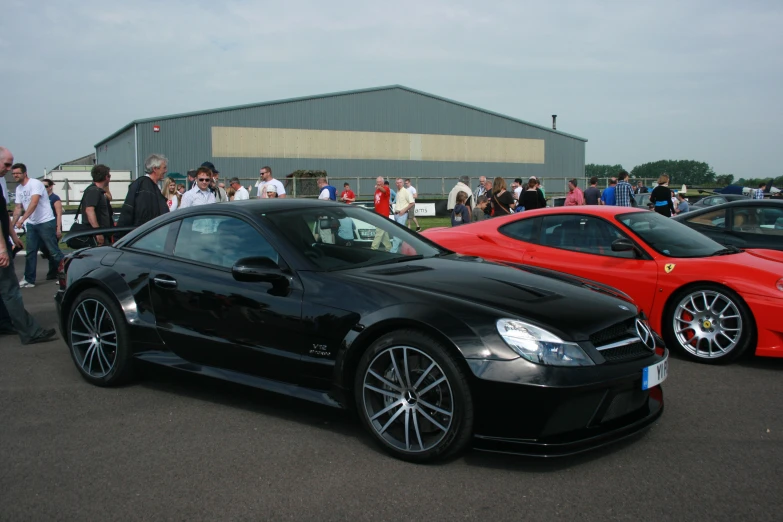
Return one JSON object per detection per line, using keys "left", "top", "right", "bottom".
{"left": 519, "top": 214, "right": 660, "bottom": 315}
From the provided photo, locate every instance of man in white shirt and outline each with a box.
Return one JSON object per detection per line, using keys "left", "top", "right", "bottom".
{"left": 256, "top": 166, "right": 286, "bottom": 198}
{"left": 512, "top": 178, "right": 523, "bottom": 201}
{"left": 11, "top": 163, "right": 64, "bottom": 288}
{"left": 447, "top": 176, "right": 474, "bottom": 211}
{"left": 180, "top": 167, "right": 217, "bottom": 208}
{"left": 403, "top": 178, "right": 421, "bottom": 232}
{"left": 230, "top": 178, "right": 249, "bottom": 200}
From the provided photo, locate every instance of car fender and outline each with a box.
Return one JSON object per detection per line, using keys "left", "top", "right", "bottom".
{"left": 62, "top": 266, "right": 145, "bottom": 329}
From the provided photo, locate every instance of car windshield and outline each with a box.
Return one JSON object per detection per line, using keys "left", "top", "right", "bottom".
{"left": 261, "top": 205, "right": 446, "bottom": 270}
{"left": 617, "top": 211, "right": 727, "bottom": 258}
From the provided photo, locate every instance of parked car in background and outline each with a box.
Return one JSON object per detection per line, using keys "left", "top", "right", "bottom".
{"left": 56, "top": 200, "right": 668, "bottom": 462}
{"left": 634, "top": 193, "right": 652, "bottom": 209}
{"left": 673, "top": 200, "right": 783, "bottom": 251}
{"left": 423, "top": 206, "right": 783, "bottom": 364}
{"left": 690, "top": 193, "right": 749, "bottom": 209}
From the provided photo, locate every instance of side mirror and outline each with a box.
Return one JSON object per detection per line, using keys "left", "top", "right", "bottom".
{"left": 611, "top": 238, "right": 636, "bottom": 252}
{"left": 232, "top": 256, "right": 289, "bottom": 286}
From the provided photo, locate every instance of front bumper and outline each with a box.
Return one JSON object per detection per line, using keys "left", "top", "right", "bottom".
{"left": 466, "top": 348, "right": 667, "bottom": 457}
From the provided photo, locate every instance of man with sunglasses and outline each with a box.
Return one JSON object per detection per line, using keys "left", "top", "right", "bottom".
{"left": 180, "top": 167, "right": 217, "bottom": 208}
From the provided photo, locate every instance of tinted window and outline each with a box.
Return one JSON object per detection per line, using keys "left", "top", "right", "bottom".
{"left": 539, "top": 215, "right": 635, "bottom": 258}
{"left": 500, "top": 218, "right": 538, "bottom": 242}
{"left": 261, "top": 205, "right": 442, "bottom": 271}
{"left": 686, "top": 208, "right": 726, "bottom": 229}
{"left": 173, "top": 216, "right": 279, "bottom": 268}
{"left": 734, "top": 207, "right": 783, "bottom": 235}
{"left": 618, "top": 212, "right": 725, "bottom": 258}
{"left": 129, "top": 222, "right": 177, "bottom": 254}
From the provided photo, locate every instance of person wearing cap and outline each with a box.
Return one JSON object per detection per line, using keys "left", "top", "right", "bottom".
{"left": 186, "top": 169, "right": 197, "bottom": 191}
{"left": 256, "top": 166, "right": 286, "bottom": 199}
{"left": 447, "top": 176, "right": 474, "bottom": 211}
{"left": 265, "top": 185, "right": 279, "bottom": 198}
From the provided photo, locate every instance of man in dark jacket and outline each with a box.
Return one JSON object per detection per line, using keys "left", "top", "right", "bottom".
{"left": 117, "top": 154, "right": 170, "bottom": 228}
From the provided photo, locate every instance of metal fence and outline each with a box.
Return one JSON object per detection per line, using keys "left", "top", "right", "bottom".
{"left": 226, "top": 176, "right": 659, "bottom": 201}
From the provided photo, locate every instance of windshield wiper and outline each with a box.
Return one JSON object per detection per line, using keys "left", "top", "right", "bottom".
{"left": 707, "top": 245, "right": 743, "bottom": 257}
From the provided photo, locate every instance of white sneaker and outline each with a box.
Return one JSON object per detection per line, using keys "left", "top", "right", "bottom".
{"left": 19, "top": 280, "right": 35, "bottom": 288}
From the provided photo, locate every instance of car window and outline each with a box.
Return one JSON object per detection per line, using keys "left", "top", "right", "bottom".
{"left": 260, "top": 205, "right": 443, "bottom": 271}
{"left": 499, "top": 218, "right": 538, "bottom": 242}
{"left": 539, "top": 215, "right": 635, "bottom": 258}
{"left": 173, "top": 215, "right": 279, "bottom": 268}
{"left": 686, "top": 208, "right": 726, "bottom": 229}
{"left": 618, "top": 211, "right": 725, "bottom": 257}
{"left": 736, "top": 207, "right": 783, "bottom": 235}
{"left": 129, "top": 222, "right": 177, "bottom": 254}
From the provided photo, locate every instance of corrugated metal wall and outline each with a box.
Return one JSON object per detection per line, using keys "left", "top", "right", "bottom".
{"left": 97, "top": 87, "right": 585, "bottom": 190}
{"left": 96, "top": 126, "right": 137, "bottom": 176}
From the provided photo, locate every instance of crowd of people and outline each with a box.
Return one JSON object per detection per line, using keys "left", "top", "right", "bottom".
{"left": 444, "top": 170, "right": 695, "bottom": 227}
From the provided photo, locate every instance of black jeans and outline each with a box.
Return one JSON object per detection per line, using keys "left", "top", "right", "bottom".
{"left": 0, "top": 255, "right": 48, "bottom": 343}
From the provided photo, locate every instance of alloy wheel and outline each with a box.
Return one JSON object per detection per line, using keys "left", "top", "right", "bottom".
{"left": 69, "top": 299, "right": 118, "bottom": 378}
{"left": 672, "top": 290, "right": 742, "bottom": 359}
{"left": 361, "top": 346, "right": 454, "bottom": 453}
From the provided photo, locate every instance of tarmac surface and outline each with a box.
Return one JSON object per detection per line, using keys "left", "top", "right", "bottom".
{"left": 1, "top": 260, "right": 782, "bottom": 521}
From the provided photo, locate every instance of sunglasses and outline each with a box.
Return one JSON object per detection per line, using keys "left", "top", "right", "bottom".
{"left": 3, "top": 162, "right": 12, "bottom": 167}
{"left": 197, "top": 178, "right": 211, "bottom": 182}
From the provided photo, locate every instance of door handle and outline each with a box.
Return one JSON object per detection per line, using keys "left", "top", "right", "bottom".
{"left": 153, "top": 276, "right": 178, "bottom": 288}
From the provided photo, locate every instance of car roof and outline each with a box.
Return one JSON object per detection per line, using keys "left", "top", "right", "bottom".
{"left": 675, "top": 198, "right": 783, "bottom": 218}
{"left": 173, "top": 198, "right": 347, "bottom": 218}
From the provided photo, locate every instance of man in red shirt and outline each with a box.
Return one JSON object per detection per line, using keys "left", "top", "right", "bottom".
{"left": 340, "top": 183, "right": 356, "bottom": 204}
{"left": 371, "top": 176, "right": 392, "bottom": 250}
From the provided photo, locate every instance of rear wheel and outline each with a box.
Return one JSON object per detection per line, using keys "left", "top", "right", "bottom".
{"left": 67, "top": 289, "right": 134, "bottom": 386}
{"left": 354, "top": 330, "right": 473, "bottom": 462}
{"left": 664, "top": 284, "right": 753, "bottom": 364}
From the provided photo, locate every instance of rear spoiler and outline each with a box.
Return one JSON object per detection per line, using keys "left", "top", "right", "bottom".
{"left": 62, "top": 226, "right": 137, "bottom": 245}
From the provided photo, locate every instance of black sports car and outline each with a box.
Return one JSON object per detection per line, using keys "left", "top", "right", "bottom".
{"left": 673, "top": 200, "right": 783, "bottom": 251}
{"left": 56, "top": 200, "right": 668, "bottom": 462}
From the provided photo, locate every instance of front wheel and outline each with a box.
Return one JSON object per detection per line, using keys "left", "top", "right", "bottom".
{"left": 663, "top": 284, "right": 754, "bottom": 364}
{"left": 354, "top": 330, "right": 473, "bottom": 462}
{"left": 67, "top": 288, "right": 134, "bottom": 386}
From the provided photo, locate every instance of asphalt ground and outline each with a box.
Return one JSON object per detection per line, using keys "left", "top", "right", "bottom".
{"left": 1, "top": 260, "right": 782, "bottom": 521}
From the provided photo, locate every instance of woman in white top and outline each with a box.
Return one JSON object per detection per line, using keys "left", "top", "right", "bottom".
{"left": 161, "top": 177, "right": 181, "bottom": 211}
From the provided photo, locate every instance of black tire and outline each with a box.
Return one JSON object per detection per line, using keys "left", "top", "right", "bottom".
{"left": 354, "top": 329, "right": 474, "bottom": 462}
{"left": 663, "top": 284, "right": 754, "bottom": 364}
{"left": 66, "top": 288, "right": 134, "bottom": 386}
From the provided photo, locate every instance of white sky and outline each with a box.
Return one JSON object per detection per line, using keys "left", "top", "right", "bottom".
{"left": 3, "top": 0, "right": 782, "bottom": 179}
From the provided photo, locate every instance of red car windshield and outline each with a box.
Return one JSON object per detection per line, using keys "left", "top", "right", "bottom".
{"left": 617, "top": 212, "right": 727, "bottom": 258}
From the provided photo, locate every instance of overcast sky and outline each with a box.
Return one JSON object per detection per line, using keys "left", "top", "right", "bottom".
{"left": 4, "top": 0, "right": 782, "bottom": 180}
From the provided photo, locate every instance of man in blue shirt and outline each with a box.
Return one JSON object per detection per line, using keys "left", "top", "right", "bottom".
{"left": 601, "top": 178, "right": 617, "bottom": 205}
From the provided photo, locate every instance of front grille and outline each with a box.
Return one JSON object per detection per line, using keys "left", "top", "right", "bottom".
{"left": 590, "top": 318, "right": 636, "bottom": 346}
{"left": 601, "top": 341, "right": 654, "bottom": 363}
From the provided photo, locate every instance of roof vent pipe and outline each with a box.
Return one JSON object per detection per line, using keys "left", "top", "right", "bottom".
{"left": 552, "top": 115, "right": 557, "bottom": 130}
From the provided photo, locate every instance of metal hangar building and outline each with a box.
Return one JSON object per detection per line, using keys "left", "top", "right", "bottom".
{"left": 94, "top": 85, "right": 587, "bottom": 191}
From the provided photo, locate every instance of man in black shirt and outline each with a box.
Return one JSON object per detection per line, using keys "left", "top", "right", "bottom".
{"left": 584, "top": 176, "right": 602, "bottom": 205}
{"left": 80, "top": 164, "right": 113, "bottom": 246}
{"left": 0, "top": 146, "right": 57, "bottom": 344}
{"left": 117, "top": 154, "right": 169, "bottom": 228}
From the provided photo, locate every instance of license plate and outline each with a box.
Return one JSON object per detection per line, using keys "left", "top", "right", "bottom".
{"left": 642, "top": 356, "right": 668, "bottom": 390}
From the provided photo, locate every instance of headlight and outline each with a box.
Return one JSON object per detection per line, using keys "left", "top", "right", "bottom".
{"left": 777, "top": 278, "right": 783, "bottom": 293}
{"left": 496, "top": 319, "right": 594, "bottom": 367}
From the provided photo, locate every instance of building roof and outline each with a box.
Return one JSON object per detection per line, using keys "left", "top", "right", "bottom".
{"left": 95, "top": 85, "right": 587, "bottom": 147}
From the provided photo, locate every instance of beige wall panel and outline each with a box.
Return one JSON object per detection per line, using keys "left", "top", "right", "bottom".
{"left": 212, "top": 127, "right": 545, "bottom": 163}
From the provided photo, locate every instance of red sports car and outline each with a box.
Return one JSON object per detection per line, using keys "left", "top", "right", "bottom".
{"left": 424, "top": 206, "right": 783, "bottom": 364}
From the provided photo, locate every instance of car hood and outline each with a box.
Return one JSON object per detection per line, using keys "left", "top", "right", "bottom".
{"left": 339, "top": 256, "right": 639, "bottom": 340}
{"left": 743, "top": 248, "right": 783, "bottom": 264}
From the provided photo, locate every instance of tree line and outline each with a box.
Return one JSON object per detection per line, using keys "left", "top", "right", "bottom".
{"left": 585, "top": 160, "right": 782, "bottom": 188}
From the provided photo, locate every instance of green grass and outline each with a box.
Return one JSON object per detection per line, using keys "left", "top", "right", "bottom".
{"left": 410, "top": 217, "right": 451, "bottom": 231}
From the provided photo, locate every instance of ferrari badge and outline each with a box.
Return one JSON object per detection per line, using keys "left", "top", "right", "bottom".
{"left": 664, "top": 263, "right": 676, "bottom": 273}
